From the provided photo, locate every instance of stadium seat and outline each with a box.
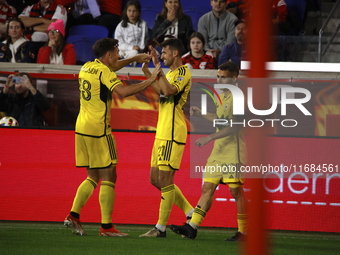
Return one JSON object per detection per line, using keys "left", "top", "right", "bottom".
{"left": 184, "top": 8, "right": 206, "bottom": 32}
{"left": 181, "top": 0, "right": 211, "bottom": 11}
{"left": 141, "top": 6, "right": 162, "bottom": 30}
{"left": 67, "top": 35, "right": 98, "bottom": 65}
{"left": 68, "top": 25, "right": 109, "bottom": 38}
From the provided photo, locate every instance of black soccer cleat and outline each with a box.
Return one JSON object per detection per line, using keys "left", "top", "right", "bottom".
{"left": 225, "top": 231, "right": 246, "bottom": 241}
{"left": 170, "top": 224, "right": 197, "bottom": 239}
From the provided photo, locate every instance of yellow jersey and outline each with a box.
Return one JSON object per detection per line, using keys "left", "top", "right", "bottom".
{"left": 208, "top": 92, "right": 247, "bottom": 164}
{"left": 75, "top": 59, "right": 123, "bottom": 137}
{"left": 156, "top": 65, "right": 191, "bottom": 144}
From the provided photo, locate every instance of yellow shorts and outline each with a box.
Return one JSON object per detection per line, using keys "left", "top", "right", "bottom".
{"left": 203, "top": 159, "right": 244, "bottom": 188}
{"left": 150, "top": 139, "right": 185, "bottom": 171}
{"left": 76, "top": 133, "right": 118, "bottom": 169}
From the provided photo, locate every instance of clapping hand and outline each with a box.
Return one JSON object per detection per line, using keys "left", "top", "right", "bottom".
{"left": 148, "top": 45, "right": 159, "bottom": 65}
{"left": 135, "top": 53, "right": 151, "bottom": 63}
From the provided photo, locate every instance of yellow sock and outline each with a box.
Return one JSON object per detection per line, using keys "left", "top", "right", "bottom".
{"left": 71, "top": 177, "right": 97, "bottom": 214}
{"left": 190, "top": 207, "right": 206, "bottom": 228}
{"left": 157, "top": 184, "right": 175, "bottom": 226}
{"left": 174, "top": 184, "right": 193, "bottom": 215}
{"left": 237, "top": 213, "right": 248, "bottom": 233}
{"left": 99, "top": 181, "right": 115, "bottom": 224}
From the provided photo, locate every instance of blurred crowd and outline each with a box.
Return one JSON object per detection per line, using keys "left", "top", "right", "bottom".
{"left": 0, "top": 0, "right": 314, "bottom": 68}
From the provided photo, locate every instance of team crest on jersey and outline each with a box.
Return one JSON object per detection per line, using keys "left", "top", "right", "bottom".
{"left": 177, "top": 76, "right": 184, "bottom": 81}
{"left": 224, "top": 103, "right": 229, "bottom": 111}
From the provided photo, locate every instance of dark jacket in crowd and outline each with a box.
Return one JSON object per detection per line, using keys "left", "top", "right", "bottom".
{"left": 152, "top": 14, "right": 194, "bottom": 52}
{"left": 0, "top": 41, "right": 44, "bottom": 63}
{"left": 0, "top": 90, "right": 51, "bottom": 127}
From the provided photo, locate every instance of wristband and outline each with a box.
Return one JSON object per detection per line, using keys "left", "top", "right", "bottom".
{"left": 5, "top": 84, "right": 9, "bottom": 88}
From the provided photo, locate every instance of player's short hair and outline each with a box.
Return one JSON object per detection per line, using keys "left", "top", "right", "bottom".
{"left": 92, "top": 38, "right": 119, "bottom": 59}
{"left": 218, "top": 61, "right": 239, "bottom": 77}
{"left": 160, "top": 38, "right": 185, "bottom": 56}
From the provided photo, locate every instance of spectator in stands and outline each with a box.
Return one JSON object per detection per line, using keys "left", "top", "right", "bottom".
{"left": 37, "top": 19, "right": 76, "bottom": 65}
{"left": 218, "top": 19, "right": 247, "bottom": 68}
{"left": 302, "top": 0, "right": 321, "bottom": 35}
{"left": 226, "top": 0, "right": 248, "bottom": 19}
{"left": 198, "top": 0, "right": 237, "bottom": 60}
{"left": 0, "top": 72, "right": 51, "bottom": 127}
{"left": 0, "top": 0, "right": 17, "bottom": 40}
{"left": 114, "top": 0, "right": 148, "bottom": 67}
{"left": 19, "top": 0, "right": 67, "bottom": 42}
{"left": 151, "top": 0, "right": 194, "bottom": 52}
{"left": 97, "top": 0, "right": 122, "bottom": 38}
{"left": 55, "top": 0, "right": 101, "bottom": 33}
{"left": 0, "top": 18, "right": 42, "bottom": 63}
{"left": 6, "top": 0, "right": 36, "bottom": 15}
{"left": 271, "top": 0, "right": 291, "bottom": 35}
{"left": 182, "top": 32, "right": 215, "bottom": 69}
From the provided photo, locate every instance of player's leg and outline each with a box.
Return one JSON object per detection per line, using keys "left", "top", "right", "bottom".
{"left": 191, "top": 181, "right": 218, "bottom": 224}
{"left": 94, "top": 134, "right": 128, "bottom": 237}
{"left": 140, "top": 168, "right": 174, "bottom": 237}
{"left": 151, "top": 166, "right": 194, "bottom": 219}
{"left": 140, "top": 139, "right": 168, "bottom": 237}
{"left": 150, "top": 166, "right": 161, "bottom": 190}
{"left": 225, "top": 163, "right": 247, "bottom": 241}
{"left": 97, "top": 164, "right": 128, "bottom": 236}
{"left": 149, "top": 139, "right": 161, "bottom": 190}
{"left": 225, "top": 183, "right": 248, "bottom": 241}
{"left": 150, "top": 166, "right": 193, "bottom": 220}
{"left": 156, "top": 169, "right": 175, "bottom": 231}
{"left": 64, "top": 168, "right": 98, "bottom": 236}
{"left": 71, "top": 168, "right": 99, "bottom": 218}
{"left": 64, "top": 134, "right": 97, "bottom": 235}
{"left": 170, "top": 180, "right": 218, "bottom": 239}
{"left": 141, "top": 139, "right": 190, "bottom": 237}
{"left": 170, "top": 159, "right": 221, "bottom": 239}
{"left": 167, "top": 140, "right": 194, "bottom": 218}
{"left": 174, "top": 184, "right": 194, "bottom": 220}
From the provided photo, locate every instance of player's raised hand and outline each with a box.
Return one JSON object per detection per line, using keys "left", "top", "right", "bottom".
{"left": 148, "top": 45, "right": 159, "bottom": 65}
{"left": 142, "top": 52, "right": 151, "bottom": 74}
{"left": 190, "top": 106, "right": 202, "bottom": 116}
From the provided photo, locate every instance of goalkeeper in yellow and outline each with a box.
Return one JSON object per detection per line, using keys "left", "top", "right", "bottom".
{"left": 64, "top": 38, "right": 161, "bottom": 236}
{"left": 170, "top": 61, "right": 248, "bottom": 241}
{"left": 139, "top": 38, "right": 194, "bottom": 237}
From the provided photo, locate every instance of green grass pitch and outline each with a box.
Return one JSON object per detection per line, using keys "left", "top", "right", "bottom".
{"left": 0, "top": 221, "right": 339, "bottom": 255}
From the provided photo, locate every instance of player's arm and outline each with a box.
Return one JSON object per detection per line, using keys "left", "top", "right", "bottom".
{"left": 157, "top": 71, "right": 178, "bottom": 96}
{"left": 113, "top": 63, "right": 161, "bottom": 98}
{"left": 146, "top": 46, "right": 178, "bottom": 96}
{"left": 190, "top": 106, "right": 217, "bottom": 122}
{"left": 141, "top": 60, "right": 161, "bottom": 95}
{"left": 196, "top": 123, "right": 242, "bottom": 147}
{"left": 110, "top": 54, "right": 151, "bottom": 72}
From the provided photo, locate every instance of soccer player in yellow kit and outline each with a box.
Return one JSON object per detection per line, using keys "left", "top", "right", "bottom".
{"left": 139, "top": 38, "right": 194, "bottom": 237}
{"left": 64, "top": 38, "right": 161, "bottom": 236}
{"left": 170, "top": 61, "right": 248, "bottom": 241}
